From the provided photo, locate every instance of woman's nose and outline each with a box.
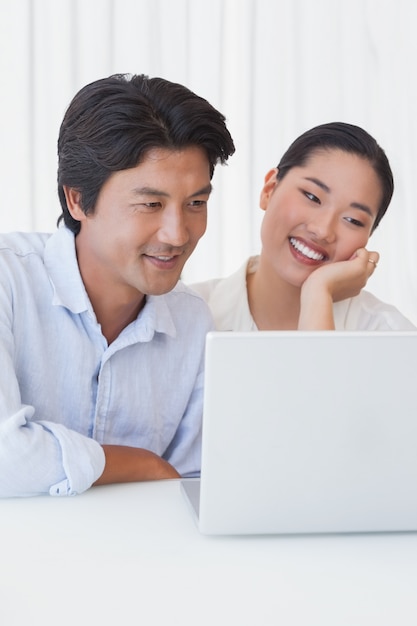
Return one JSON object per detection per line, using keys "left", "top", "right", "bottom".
{"left": 306, "top": 211, "right": 337, "bottom": 243}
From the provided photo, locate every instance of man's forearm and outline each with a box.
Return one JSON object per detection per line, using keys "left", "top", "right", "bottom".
{"left": 94, "top": 444, "right": 181, "bottom": 485}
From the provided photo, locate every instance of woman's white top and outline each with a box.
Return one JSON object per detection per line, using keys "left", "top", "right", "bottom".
{"left": 191, "top": 256, "right": 416, "bottom": 332}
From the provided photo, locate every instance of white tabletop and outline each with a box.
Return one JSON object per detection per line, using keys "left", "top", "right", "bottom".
{"left": 1, "top": 479, "right": 417, "bottom": 626}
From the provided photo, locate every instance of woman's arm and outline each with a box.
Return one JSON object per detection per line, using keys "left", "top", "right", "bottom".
{"left": 298, "top": 248, "right": 379, "bottom": 330}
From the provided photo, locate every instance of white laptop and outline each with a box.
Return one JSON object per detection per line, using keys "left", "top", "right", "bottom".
{"left": 181, "top": 330, "right": 417, "bottom": 535}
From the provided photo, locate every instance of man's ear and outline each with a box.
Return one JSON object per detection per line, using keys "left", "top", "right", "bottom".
{"left": 63, "top": 186, "right": 86, "bottom": 222}
{"left": 259, "top": 168, "right": 278, "bottom": 211}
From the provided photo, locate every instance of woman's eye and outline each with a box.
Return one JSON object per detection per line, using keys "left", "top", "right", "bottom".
{"left": 344, "top": 216, "right": 365, "bottom": 228}
{"left": 303, "top": 190, "right": 320, "bottom": 203}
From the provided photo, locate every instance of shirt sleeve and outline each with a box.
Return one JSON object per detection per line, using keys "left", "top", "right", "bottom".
{"left": 334, "top": 290, "right": 417, "bottom": 331}
{"left": 0, "top": 404, "right": 105, "bottom": 498}
{"left": 0, "top": 333, "right": 105, "bottom": 497}
{"left": 0, "top": 257, "right": 106, "bottom": 497}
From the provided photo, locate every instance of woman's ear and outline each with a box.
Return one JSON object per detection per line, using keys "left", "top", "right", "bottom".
{"left": 259, "top": 168, "right": 279, "bottom": 211}
{"left": 63, "top": 186, "right": 86, "bottom": 222}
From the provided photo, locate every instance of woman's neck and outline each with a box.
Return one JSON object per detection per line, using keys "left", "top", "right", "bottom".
{"left": 246, "top": 256, "right": 301, "bottom": 330}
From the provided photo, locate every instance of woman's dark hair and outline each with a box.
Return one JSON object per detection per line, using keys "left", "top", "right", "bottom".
{"left": 57, "top": 73, "right": 235, "bottom": 234}
{"left": 276, "top": 122, "right": 393, "bottom": 232}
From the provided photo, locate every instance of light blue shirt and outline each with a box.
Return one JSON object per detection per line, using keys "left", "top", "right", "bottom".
{"left": 0, "top": 227, "right": 213, "bottom": 497}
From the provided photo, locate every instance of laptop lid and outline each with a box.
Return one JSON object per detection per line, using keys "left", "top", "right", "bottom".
{"left": 182, "top": 331, "right": 417, "bottom": 535}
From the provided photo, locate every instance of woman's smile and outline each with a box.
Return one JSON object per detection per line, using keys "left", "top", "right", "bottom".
{"left": 288, "top": 237, "right": 328, "bottom": 263}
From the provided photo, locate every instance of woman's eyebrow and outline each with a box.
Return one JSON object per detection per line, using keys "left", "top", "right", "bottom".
{"left": 303, "top": 176, "right": 330, "bottom": 193}
{"left": 350, "top": 202, "right": 374, "bottom": 217}
{"left": 303, "top": 176, "right": 373, "bottom": 217}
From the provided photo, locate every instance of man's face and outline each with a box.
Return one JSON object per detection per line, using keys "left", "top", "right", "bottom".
{"left": 69, "top": 146, "right": 211, "bottom": 302}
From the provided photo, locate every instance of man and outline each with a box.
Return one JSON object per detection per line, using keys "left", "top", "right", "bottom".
{"left": 0, "top": 73, "right": 235, "bottom": 497}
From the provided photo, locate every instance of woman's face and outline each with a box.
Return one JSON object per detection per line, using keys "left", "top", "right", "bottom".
{"left": 259, "top": 148, "right": 383, "bottom": 288}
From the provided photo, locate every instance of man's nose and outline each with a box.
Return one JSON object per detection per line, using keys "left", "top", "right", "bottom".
{"left": 158, "top": 206, "right": 189, "bottom": 247}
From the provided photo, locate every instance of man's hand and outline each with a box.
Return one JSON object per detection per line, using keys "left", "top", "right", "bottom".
{"left": 93, "top": 445, "right": 181, "bottom": 486}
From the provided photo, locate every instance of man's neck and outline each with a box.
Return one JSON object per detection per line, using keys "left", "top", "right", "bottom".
{"left": 93, "top": 296, "right": 146, "bottom": 344}
{"left": 74, "top": 238, "right": 146, "bottom": 344}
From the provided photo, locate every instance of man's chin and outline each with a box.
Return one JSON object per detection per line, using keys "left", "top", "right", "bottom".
{"left": 144, "top": 278, "right": 181, "bottom": 297}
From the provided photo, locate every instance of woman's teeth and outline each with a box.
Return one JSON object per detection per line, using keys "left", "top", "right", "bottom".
{"left": 289, "top": 237, "right": 325, "bottom": 261}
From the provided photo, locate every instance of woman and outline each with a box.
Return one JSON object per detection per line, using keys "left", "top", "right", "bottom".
{"left": 192, "top": 122, "right": 416, "bottom": 330}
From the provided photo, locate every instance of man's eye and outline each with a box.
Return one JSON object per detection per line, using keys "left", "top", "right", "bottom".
{"left": 133, "top": 202, "right": 162, "bottom": 211}
{"left": 188, "top": 200, "right": 207, "bottom": 209}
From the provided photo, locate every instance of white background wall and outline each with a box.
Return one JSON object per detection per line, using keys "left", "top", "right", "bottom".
{"left": 1, "top": 0, "right": 416, "bottom": 324}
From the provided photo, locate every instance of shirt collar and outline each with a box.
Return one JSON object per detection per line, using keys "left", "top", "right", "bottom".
{"left": 44, "top": 227, "right": 91, "bottom": 314}
{"left": 44, "top": 226, "right": 177, "bottom": 340}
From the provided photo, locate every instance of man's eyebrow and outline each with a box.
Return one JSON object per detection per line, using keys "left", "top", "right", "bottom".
{"left": 303, "top": 176, "right": 374, "bottom": 217}
{"left": 131, "top": 187, "right": 169, "bottom": 197}
{"left": 131, "top": 184, "right": 213, "bottom": 198}
{"left": 191, "top": 183, "right": 213, "bottom": 197}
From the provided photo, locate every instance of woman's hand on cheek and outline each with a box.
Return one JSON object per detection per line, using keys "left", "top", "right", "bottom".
{"left": 301, "top": 247, "right": 380, "bottom": 304}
